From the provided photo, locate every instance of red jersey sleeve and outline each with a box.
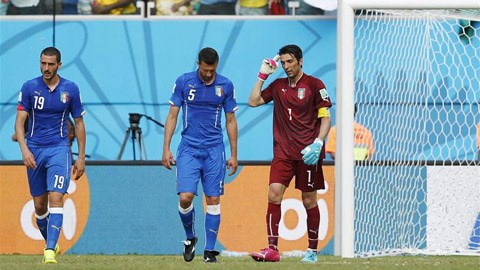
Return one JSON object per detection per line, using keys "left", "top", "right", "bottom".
{"left": 314, "top": 79, "right": 332, "bottom": 110}
{"left": 261, "top": 81, "right": 276, "bottom": 104}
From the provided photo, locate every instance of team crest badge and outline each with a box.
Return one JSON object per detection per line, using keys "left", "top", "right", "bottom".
{"left": 60, "top": 92, "right": 69, "bottom": 103}
{"left": 215, "top": 86, "right": 224, "bottom": 97}
{"left": 298, "top": 88, "right": 306, "bottom": 99}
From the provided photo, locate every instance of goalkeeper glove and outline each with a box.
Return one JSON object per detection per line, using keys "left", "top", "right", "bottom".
{"left": 258, "top": 55, "right": 279, "bottom": 81}
{"left": 301, "top": 138, "right": 323, "bottom": 165}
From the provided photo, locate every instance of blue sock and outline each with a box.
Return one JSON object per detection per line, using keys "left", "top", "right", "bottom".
{"left": 205, "top": 205, "right": 221, "bottom": 251}
{"left": 179, "top": 204, "right": 195, "bottom": 239}
{"left": 35, "top": 211, "right": 50, "bottom": 241}
{"left": 46, "top": 208, "right": 63, "bottom": 250}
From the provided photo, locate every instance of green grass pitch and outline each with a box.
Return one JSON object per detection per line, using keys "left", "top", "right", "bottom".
{"left": 0, "top": 255, "right": 479, "bottom": 270}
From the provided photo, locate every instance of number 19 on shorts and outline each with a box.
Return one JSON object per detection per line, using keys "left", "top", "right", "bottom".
{"left": 54, "top": 175, "right": 65, "bottom": 189}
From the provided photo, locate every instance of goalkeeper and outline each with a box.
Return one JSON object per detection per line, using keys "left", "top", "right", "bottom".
{"left": 248, "top": 44, "right": 331, "bottom": 263}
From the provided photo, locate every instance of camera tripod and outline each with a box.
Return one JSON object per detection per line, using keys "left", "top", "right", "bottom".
{"left": 117, "top": 125, "right": 147, "bottom": 160}
{"left": 117, "top": 113, "right": 164, "bottom": 160}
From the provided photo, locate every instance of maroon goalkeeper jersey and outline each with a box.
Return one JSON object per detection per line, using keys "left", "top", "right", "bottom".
{"left": 261, "top": 73, "right": 332, "bottom": 160}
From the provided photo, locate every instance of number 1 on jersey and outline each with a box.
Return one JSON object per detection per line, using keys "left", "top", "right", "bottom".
{"left": 288, "top": 108, "right": 292, "bottom": 120}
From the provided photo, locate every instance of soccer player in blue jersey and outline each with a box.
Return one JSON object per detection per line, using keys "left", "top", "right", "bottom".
{"left": 162, "top": 47, "right": 238, "bottom": 263}
{"left": 14, "top": 47, "right": 86, "bottom": 264}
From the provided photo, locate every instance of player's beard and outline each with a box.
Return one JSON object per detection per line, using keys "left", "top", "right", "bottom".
{"left": 201, "top": 73, "right": 215, "bottom": 85}
{"left": 42, "top": 69, "right": 57, "bottom": 81}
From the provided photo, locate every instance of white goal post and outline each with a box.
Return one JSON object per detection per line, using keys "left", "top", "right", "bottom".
{"left": 336, "top": 0, "right": 480, "bottom": 258}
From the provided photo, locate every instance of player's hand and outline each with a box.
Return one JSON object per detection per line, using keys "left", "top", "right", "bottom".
{"left": 73, "top": 158, "right": 85, "bottom": 180}
{"left": 258, "top": 55, "right": 280, "bottom": 81}
{"left": 301, "top": 138, "right": 323, "bottom": 165}
{"left": 162, "top": 150, "right": 175, "bottom": 170}
{"left": 21, "top": 148, "right": 36, "bottom": 169}
{"left": 227, "top": 156, "right": 238, "bottom": 176}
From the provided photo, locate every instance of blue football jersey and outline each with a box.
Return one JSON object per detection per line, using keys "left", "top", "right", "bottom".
{"left": 169, "top": 70, "right": 238, "bottom": 148}
{"left": 17, "top": 76, "right": 85, "bottom": 147}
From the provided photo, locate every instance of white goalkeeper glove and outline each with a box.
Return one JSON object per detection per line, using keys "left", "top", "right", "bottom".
{"left": 301, "top": 138, "right": 323, "bottom": 165}
{"left": 258, "top": 55, "right": 280, "bottom": 81}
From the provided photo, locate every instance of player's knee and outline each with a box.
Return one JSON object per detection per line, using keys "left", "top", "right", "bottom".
{"left": 268, "top": 192, "right": 283, "bottom": 204}
{"left": 33, "top": 200, "right": 48, "bottom": 212}
{"left": 179, "top": 193, "right": 195, "bottom": 206}
{"left": 205, "top": 196, "right": 220, "bottom": 205}
{"left": 34, "top": 204, "right": 48, "bottom": 216}
{"left": 302, "top": 191, "right": 318, "bottom": 205}
{"left": 268, "top": 183, "right": 285, "bottom": 203}
{"left": 179, "top": 200, "right": 193, "bottom": 209}
{"left": 302, "top": 197, "right": 317, "bottom": 209}
{"left": 48, "top": 199, "right": 64, "bottom": 208}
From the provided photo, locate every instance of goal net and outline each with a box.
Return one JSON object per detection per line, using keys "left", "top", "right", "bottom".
{"left": 352, "top": 8, "right": 480, "bottom": 256}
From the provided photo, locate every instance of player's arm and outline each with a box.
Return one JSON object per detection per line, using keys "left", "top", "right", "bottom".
{"left": 225, "top": 112, "right": 238, "bottom": 176}
{"left": 15, "top": 110, "right": 36, "bottom": 169}
{"left": 248, "top": 80, "right": 266, "bottom": 107}
{"left": 317, "top": 110, "right": 331, "bottom": 142}
{"left": 12, "top": 119, "right": 28, "bottom": 142}
{"left": 73, "top": 117, "right": 86, "bottom": 180}
{"left": 162, "top": 105, "right": 180, "bottom": 170}
{"left": 248, "top": 56, "right": 279, "bottom": 107}
{"left": 301, "top": 107, "right": 331, "bottom": 165}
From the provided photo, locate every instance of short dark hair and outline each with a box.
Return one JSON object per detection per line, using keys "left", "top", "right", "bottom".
{"left": 41, "top": 47, "right": 61, "bottom": 63}
{"left": 278, "top": 44, "right": 302, "bottom": 62}
{"left": 198, "top": 47, "right": 219, "bottom": 65}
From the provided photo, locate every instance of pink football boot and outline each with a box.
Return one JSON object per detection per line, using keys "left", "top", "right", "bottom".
{"left": 250, "top": 246, "right": 280, "bottom": 262}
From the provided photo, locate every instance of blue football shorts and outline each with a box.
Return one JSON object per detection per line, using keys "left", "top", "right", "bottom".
{"left": 176, "top": 141, "right": 226, "bottom": 196}
{"left": 27, "top": 145, "right": 72, "bottom": 197}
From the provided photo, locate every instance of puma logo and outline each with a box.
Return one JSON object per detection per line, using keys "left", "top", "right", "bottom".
{"left": 51, "top": 225, "right": 61, "bottom": 232}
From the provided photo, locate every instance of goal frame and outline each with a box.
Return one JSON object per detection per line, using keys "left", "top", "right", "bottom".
{"left": 335, "top": 0, "right": 480, "bottom": 258}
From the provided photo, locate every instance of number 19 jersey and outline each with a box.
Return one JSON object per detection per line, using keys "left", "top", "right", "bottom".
{"left": 17, "top": 76, "right": 85, "bottom": 148}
